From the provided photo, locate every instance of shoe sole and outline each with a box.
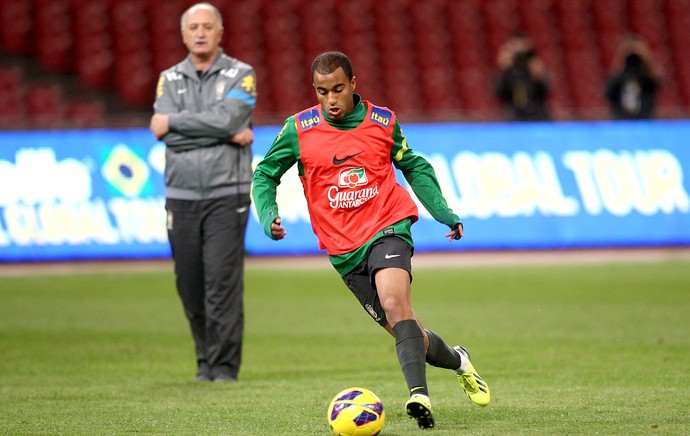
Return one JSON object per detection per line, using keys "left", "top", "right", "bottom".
{"left": 406, "top": 401, "right": 435, "bottom": 429}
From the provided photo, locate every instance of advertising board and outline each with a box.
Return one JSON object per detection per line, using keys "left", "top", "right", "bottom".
{"left": 1, "top": 120, "right": 688, "bottom": 261}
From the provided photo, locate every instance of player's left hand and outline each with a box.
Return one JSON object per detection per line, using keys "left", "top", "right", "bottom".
{"left": 445, "top": 222, "right": 464, "bottom": 241}
{"left": 230, "top": 127, "right": 253, "bottom": 146}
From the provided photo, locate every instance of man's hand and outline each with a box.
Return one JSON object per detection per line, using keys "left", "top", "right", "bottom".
{"left": 230, "top": 127, "right": 254, "bottom": 146}
{"left": 150, "top": 114, "right": 170, "bottom": 139}
{"left": 271, "top": 217, "right": 287, "bottom": 240}
{"left": 445, "top": 222, "right": 464, "bottom": 242}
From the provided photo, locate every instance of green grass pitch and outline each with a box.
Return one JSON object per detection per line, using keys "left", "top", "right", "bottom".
{"left": 1, "top": 256, "right": 688, "bottom": 435}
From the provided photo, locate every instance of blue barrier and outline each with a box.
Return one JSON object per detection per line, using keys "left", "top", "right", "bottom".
{"left": 0, "top": 120, "right": 688, "bottom": 261}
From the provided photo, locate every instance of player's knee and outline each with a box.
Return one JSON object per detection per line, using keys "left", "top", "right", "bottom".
{"left": 380, "top": 297, "right": 412, "bottom": 325}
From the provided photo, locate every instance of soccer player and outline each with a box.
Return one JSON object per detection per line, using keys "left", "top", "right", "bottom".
{"left": 252, "top": 51, "right": 490, "bottom": 429}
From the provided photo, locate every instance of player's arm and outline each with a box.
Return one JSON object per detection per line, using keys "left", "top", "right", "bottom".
{"left": 168, "top": 69, "right": 257, "bottom": 142}
{"left": 151, "top": 72, "right": 186, "bottom": 144}
{"left": 252, "top": 118, "right": 300, "bottom": 240}
{"left": 391, "top": 121, "right": 463, "bottom": 239}
{"left": 151, "top": 71, "right": 217, "bottom": 149}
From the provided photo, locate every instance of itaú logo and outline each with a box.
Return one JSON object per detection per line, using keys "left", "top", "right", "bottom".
{"left": 328, "top": 168, "right": 378, "bottom": 209}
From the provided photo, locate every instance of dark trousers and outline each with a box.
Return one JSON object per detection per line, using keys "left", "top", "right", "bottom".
{"left": 166, "top": 194, "right": 250, "bottom": 379}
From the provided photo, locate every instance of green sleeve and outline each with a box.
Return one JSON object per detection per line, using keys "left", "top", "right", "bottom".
{"left": 391, "top": 121, "right": 461, "bottom": 229}
{"left": 252, "top": 117, "right": 300, "bottom": 239}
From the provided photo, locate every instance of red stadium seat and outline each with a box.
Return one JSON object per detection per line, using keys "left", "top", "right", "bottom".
{"left": 407, "top": 0, "right": 462, "bottom": 114}
{"left": 0, "top": 65, "right": 26, "bottom": 128}
{"left": 553, "top": 0, "right": 608, "bottom": 117}
{"left": 627, "top": 0, "right": 684, "bottom": 113}
{"left": 591, "top": 0, "right": 629, "bottom": 69}
{"left": 445, "top": 0, "right": 499, "bottom": 117}
{"left": 33, "top": 0, "right": 72, "bottom": 72}
{"left": 295, "top": 0, "right": 339, "bottom": 63}
{"left": 665, "top": 0, "right": 690, "bottom": 107}
{"left": 481, "top": 0, "right": 521, "bottom": 56}
{"left": 107, "top": 0, "right": 155, "bottom": 108}
{"left": 147, "top": 0, "right": 186, "bottom": 73}
{"left": 72, "top": 1, "right": 112, "bottom": 89}
{"left": 0, "top": 0, "right": 32, "bottom": 55}
{"left": 66, "top": 99, "right": 106, "bottom": 128}
{"left": 26, "top": 83, "right": 65, "bottom": 128}
{"left": 3, "top": 0, "right": 690, "bottom": 124}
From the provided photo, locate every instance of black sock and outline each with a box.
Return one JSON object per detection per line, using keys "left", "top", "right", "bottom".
{"left": 425, "top": 329, "right": 462, "bottom": 370}
{"left": 393, "top": 319, "right": 428, "bottom": 397}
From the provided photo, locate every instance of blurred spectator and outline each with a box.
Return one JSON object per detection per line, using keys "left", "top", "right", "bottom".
{"left": 494, "top": 32, "right": 551, "bottom": 121}
{"left": 604, "top": 35, "right": 663, "bottom": 120}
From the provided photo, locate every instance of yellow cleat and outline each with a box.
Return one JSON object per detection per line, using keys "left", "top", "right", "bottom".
{"left": 454, "top": 345, "right": 490, "bottom": 407}
{"left": 405, "top": 393, "right": 435, "bottom": 429}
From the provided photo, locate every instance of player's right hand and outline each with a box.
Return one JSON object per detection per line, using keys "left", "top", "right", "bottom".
{"left": 149, "top": 113, "right": 170, "bottom": 139}
{"left": 445, "top": 222, "right": 464, "bottom": 241}
{"left": 271, "top": 218, "right": 287, "bottom": 240}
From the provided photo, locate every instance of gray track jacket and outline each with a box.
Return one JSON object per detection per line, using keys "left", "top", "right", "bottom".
{"left": 153, "top": 50, "right": 256, "bottom": 200}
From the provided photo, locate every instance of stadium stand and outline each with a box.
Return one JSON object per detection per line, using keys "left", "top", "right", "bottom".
{"left": 0, "top": 0, "right": 688, "bottom": 128}
{"left": 0, "top": 64, "right": 25, "bottom": 129}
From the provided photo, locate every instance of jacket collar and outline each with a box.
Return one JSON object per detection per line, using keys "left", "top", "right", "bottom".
{"left": 179, "top": 49, "right": 225, "bottom": 80}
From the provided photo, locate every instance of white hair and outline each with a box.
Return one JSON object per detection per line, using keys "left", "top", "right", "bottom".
{"left": 181, "top": 2, "right": 223, "bottom": 30}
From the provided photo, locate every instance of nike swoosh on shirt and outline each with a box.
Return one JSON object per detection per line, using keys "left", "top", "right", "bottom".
{"left": 332, "top": 151, "right": 363, "bottom": 165}
{"left": 385, "top": 254, "right": 401, "bottom": 259}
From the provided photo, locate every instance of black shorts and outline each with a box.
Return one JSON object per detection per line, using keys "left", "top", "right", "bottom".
{"left": 341, "top": 236, "right": 413, "bottom": 326}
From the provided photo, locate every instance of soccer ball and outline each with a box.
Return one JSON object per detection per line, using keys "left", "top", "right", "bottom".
{"left": 327, "top": 387, "right": 385, "bottom": 436}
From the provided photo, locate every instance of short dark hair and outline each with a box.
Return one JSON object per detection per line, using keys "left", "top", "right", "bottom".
{"left": 310, "top": 51, "right": 353, "bottom": 81}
